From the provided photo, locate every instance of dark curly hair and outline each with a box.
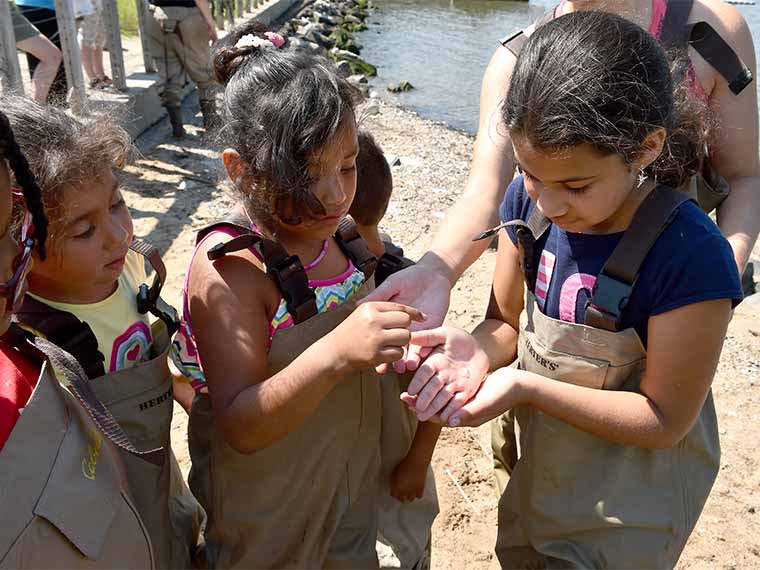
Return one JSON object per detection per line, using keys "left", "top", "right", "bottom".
{"left": 0, "top": 109, "right": 48, "bottom": 259}
{"left": 1, "top": 96, "right": 132, "bottom": 247}
{"left": 503, "top": 11, "right": 708, "bottom": 189}
{"left": 213, "top": 20, "right": 363, "bottom": 236}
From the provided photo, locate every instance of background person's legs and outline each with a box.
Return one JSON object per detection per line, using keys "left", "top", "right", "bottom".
{"left": 176, "top": 11, "right": 217, "bottom": 128}
{"left": 78, "top": 10, "right": 110, "bottom": 87}
{"left": 15, "top": 34, "right": 62, "bottom": 102}
{"left": 148, "top": 6, "right": 187, "bottom": 137}
{"left": 12, "top": 4, "right": 62, "bottom": 102}
{"left": 18, "top": 6, "right": 68, "bottom": 105}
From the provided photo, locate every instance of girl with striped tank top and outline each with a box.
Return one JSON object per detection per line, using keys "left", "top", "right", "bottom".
{"left": 171, "top": 22, "right": 422, "bottom": 569}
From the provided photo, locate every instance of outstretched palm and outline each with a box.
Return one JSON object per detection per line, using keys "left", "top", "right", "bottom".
{"left": 401, "top": 327, "right": 490, "bottom": 423}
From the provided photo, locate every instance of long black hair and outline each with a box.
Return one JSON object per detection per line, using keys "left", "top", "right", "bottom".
{"left": 214, "top": 20, "right": 362, "bottom": 236}
{"left": 503, "top": 11, "right": 707, "bottom": 188}
{"left": 0, "top": 109, "right": 48, "bottom": 259}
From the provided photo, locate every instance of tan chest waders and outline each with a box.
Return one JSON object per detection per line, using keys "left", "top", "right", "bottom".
{"left": 376, "top": 372, "right": 438, "bottom": 570}
{"left": 187, "top": 216, "right": 383, "bottom": 568}
{"left": 0, "top": 333, "right": 155, "bottom": 569}
{"left": 14, "top": 239, "right": 203, "bottom": 569}
{"left": 370, "top": 236, "right": 439, "bottom": 570}
{"left": 490, "top": 187, "right": 720, "bottom": 568}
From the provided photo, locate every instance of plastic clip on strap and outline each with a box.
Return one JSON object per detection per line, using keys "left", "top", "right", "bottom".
{"left": 260, "top": 239, "right": 318, "bottom": 324}
{"left": 207, "top": 234, "right": 262, "bottom": 261}
{"left": 336, "top": 217, "right": 377, "bottom": 280}
{"left": 131, "top": 238, "right": 180, "bottom": 335}
{"left": 584, "top": 273, "right": 635, "bottom": 332}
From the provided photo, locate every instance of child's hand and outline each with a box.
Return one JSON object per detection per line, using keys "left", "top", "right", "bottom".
{"left": 401, "top": 327, "right": 490, "bottom": 423}
{"left": 171, "top": 371, "right": 195, "bottom": 414}
{"left": 448, "top": 367, "right": 526, "bottom": 428}
{"left": 331, "top": 302, "right": 425, "bottom": 371}
{"left": 390, "top": 455, "right": 429, "bottom": 502}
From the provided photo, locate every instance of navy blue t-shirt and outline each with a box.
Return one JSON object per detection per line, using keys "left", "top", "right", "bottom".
{"left": 499, "top": 176, "right": 743, "bottom": 346}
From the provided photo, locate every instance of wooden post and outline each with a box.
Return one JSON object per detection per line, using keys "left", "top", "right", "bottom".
{"left": 135, "top": 0, "right": 156, "bottom": 73}
{"left": 54, "top": 0, "right": 87, "bottom": 114}
{"left": 101, "top": 0, "right": 127, "bottom": 90}
{"left": 0, "top": 1, "right": 24, "bottom": 94}
{"left": 236, "top": 0, "right": 244, "bottom": 19}
{"left": 226, "top": 0, "right": 235, "bottom": 27}
{"left": 215, "top": 0, "right": 225, "bottom": 31}
{"left": 245, "top": 0, "right": 251, "bottom": 13}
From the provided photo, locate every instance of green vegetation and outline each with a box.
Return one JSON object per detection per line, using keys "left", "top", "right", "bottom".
{"left": 117, "top": 0, "right": 139, "bottom": 36}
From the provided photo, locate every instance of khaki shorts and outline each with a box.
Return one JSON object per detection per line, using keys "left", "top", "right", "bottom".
{"left": 77, "top": 10, "right": 106, "bottom": 48}
{"left": 10, "top": 3, "right": 40, "bottom": 43}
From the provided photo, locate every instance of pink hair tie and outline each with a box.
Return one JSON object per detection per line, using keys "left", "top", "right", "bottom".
{"left": 264, "top": 32, "right": 285, "bottom": 49}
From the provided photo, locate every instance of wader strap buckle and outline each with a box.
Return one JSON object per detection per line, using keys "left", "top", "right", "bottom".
{"left": 336, "top": 216, "right": 378, "bottom": 279}
{"left": 131, "top": 238, "right": 180, "bottom": 334}
{"left": 584, "top": 274, "right": 634, "bottom": 332}
{"left": 207, "top": 234, "right": 262, "bottom": 261}
{"left": 262, "top": 241, "right": 318, "bottom": 324}
{"left": 138, "top": 284, "right": 180, "bottom": 335}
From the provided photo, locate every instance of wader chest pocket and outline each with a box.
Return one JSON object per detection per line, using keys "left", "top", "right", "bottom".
{"left": 518, "top": 333, "right": 611, "bottom": 390}
{"left": 32, "top": 412, "right": 122, "bottom": 560}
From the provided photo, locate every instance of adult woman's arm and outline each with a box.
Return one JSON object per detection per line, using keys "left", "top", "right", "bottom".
{"left": 422, "top": 44, "right": 520, "bottom": 283}
{"left": 696, "top": 1, "right": 760, "bottom": 271}
{"left": 194, "top": 0, "right": 217, "bottom": 42}
{"left": 362, "top": 45, "right": 519, "bottom": 320}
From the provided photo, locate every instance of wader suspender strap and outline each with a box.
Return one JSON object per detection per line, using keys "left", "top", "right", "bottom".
{"left": 687, "top": 22, "right": 753, "bottom": 95}
{"left": 500, "top": 10, "right": 556, "bottom": 57}
{"left": 660, "top": 0, "right": 752, "bottom": 95}
{"left": 202, "top": 216, "right": 379, "bottom": 324}
{"left": 203, "top": 218, "right": 318, "bottom": 325}
{"left": 3, "top": 324, "right": 164, "bottom": 465}
{"left": 131, "top": 238, "right": 180, "bottom": 335}
{"left": 336, "top": 216, "right": 378, "bottom": 279}
{"left": 15, "top": 296, "right": 107, "bottom": 378}
{"left": 585, "top": 187, "right": 690, "bottom": 331}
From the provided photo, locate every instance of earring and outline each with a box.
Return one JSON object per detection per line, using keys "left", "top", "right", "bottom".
{"left": 636, "top": 168, "right": 648, "bottom": 189}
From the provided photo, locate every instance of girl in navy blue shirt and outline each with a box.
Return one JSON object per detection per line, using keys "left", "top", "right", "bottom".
{"left": 404, "top": 11, "right": 742, "bottom": 568}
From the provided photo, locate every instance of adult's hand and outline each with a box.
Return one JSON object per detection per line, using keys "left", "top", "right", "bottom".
{"left": 360, "top": 259, "right": 452, "bottom": 372}
{"left": 400, "top": 327, "right": 489, "bottom": 423}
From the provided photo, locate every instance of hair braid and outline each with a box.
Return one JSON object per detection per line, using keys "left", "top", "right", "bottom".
{"left": 0, "top": 110, "right": 48, "bottom": 259}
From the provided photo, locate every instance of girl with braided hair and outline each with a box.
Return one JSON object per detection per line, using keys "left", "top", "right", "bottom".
{"left": 2, "top": 95, "right": 203, "bottom": 569}
{"left": 0, "top": 108, "right": 155, "bottom": 567}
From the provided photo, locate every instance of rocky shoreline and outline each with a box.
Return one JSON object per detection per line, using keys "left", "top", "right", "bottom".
{"left": 278, "top": 0, "right": 389, "bottom": 97}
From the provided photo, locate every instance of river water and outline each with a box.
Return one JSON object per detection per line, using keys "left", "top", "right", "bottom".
{"left": 359, "top": 0, "right": 760, "bottom": 134}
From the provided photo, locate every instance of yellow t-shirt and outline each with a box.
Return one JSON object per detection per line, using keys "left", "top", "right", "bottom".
{"left": 28, "top": 250, "right": 153, "bottom": 373}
